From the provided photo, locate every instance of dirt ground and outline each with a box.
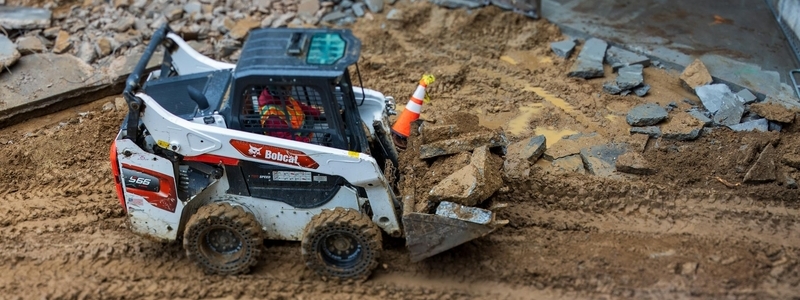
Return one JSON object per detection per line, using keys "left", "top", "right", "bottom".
{"left": 1, "top": 1, "right": 800, "bottom": 299}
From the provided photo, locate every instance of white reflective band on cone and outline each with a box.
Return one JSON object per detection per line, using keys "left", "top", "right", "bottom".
{"left": 412, "top": 85, "right": 426, "bottom": 101}
{"left": 405, "top": 99, "right": 423, "bottom": 113}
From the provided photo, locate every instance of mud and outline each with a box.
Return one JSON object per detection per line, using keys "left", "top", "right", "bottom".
{"left": 1, "top": 1, "right": 800, "bottom": 299}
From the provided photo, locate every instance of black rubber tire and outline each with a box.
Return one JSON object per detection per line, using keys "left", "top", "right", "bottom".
{"left": 301, "top": 208, "right": 382, "bottom": 282}
{"left": 183, "top": 202, "right": 263, "bottom": 275}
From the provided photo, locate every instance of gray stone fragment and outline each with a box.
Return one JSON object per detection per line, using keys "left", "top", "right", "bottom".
{"left": 321, "top": 11, "right": 347, "bottom": 23}
{"left": 340, "top": 0, "right": 354, "bottom": 8}
{"left": 109, "top": 16, "right": 136, "bottom": 32}
{"left": 696, "top": 83, "right": 740, "bottom": 114}
{"left": 630, "top": 126, "right": 661, "bottom": 138}
{"left": 550, "top": 39, "right": 575, "bottom": 58}
{"left": 15, "top": 36, "right": 46, "bottom": 55}
{"left": 364, "top": 0, "right": 385, "bottom": 13}
{"left": 430, "top": 0, "right": 484, "bottom": 9}
{"left": 579, "top": 143, "right": 629, "bottom": 177}
{"left": 785, "top": 174, "right": 798, "bottom": 189}
{"left": 567, "top": 38, "right": 607, "bottom": 79}
{"left": 0, "top": 7, "right": 52, "bottom": 30}
{"left": 602, "top": 81, "right": 622, "bottom": 95}
{"left": 605, "top": 46, "right": 650, "bottom": 70}
{"left": 736, "top": 89, "right": 757, "bottom": 104}
{"left": 509, "top": 135, "right": 546, "bottom": 162}
{"left": 728, "top": 118, "right": 768, "bottom": 132}
{"left": 627, "top": 103, "right": 668, "bottom": 126}
{"left": 616, "top": 64, "right": 644, "bottom": 90}
{"left": 662, "top": 128, "right": 701, "bottom": 141}
{"left": 76, "top": 41, "right": 96, "bottom": 64}
{"left": 713, "top": 98, "right": 745, "bottom": 126}
{"left": 687, "top": 109, "right": 712, "bottom": 126}
{"left": 352, "top": 3, "right": 366, "bottom": 17}
{"left": 386, "top": 8, "right": 403, "bottom": 20}
{"left": 633, "top": 84, "right": 650, "bottom": 97}
{"left": 183, "top": 1, "right": 203, "bottom": 15}
{"left": 0, "top": 35, "right": 20, "bottom": 70}
{"left": 769, "top": 121, "right": 783, "bottom": 132}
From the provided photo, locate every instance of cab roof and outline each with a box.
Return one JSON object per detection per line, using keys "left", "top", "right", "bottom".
{"left": 234, "top": 28, "right": 361, "bottom": 79}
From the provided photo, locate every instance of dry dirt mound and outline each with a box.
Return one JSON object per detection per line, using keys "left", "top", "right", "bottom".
{"left": 0, "top": 2, "right": 799, "bottom": 299}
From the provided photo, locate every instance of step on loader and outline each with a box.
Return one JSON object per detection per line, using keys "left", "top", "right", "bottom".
{"left": 109, "top": 24, "right": 506, "bottom": 281}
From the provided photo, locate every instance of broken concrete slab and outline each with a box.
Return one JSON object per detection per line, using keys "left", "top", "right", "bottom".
{"left": 616, "top": 64, "right": 644, "bottom": 90}
{"left": 728, "top": 118, "right": 768, "bottom": 132}
{"left": 428, "top": 146, "right": 502, "bottom": 206}
{"left": 421, "top": 124, "right": 462, "bottom": 144}
{"left": 0, "top": 49, "right": 162, "bottom": 128}
{"left": 713, "top": 96, "right": 745, "bottom": 126}
{"left": 627, "top": 103, "right": 668, "bottom": 126}
{"left": 0, "top": 35, "right": 20, "bottom": 71}
{"left": 0, "top": 6, "right": 52, "bottom": 30}
{"left": 696, "top": 83, "right": 742, "bottom": 115}
{"left": 616, "top": 151, "right": 656, "bottom": 175}
{"left": 419, "top": 130, "right": 508, "bottom": 159}
{"left": 661, "top": 111, "right": 703, "bottom": 141}
{"left": 430, "top": 0, "right": 484, "bottom": 9}
{"left": 736, "top": 89, "right": 757, "bottom": 104}
{"left": 15, "top": 36, "right": 45, "bottom": 55}
{"left": 628, "top": 133, "right": 650, "bottom": 153}
{"left": 543, "top": 132, "right": 607, "bottom": 161}
{"left": 502, "top": 135, "right": 546, "bottom": 180}
{"left": 579, "top": 143, "right": 629, "bottom": 177}
{"left": 633, "top": 84, "right": 650, "bottom": 97}
{"left": 744, "top": 144, "right": 777, "bottom": 183}
{"left": 630, "top": 126, "right": 661, "bottom": 138}
{"left": 749, "top": 101, "right": 796, "bottom": 123}
{"left": 680, "top": 58, "right": 713, "bottom": 90}
{"left": 687, "top": 108, "right": 712, "bottom": 126}
{"left": 550, "top": 39, "right": 576, "bottom": 58}
{"left": 551, "top": 154, "right": 585, "bottom": 174}
{"left": 567, "top": 38, "right": 607, "bottom": 79}
{"left": 605, "top": 46, "right": 650, "bottom": 70}
{"left": 602, "top": 81, "right": 622, "bottom": 95}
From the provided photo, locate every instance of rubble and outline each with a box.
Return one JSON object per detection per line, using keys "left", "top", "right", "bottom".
{"left": 728, "top": 119, "right": 768, "bottom": 132}
{"left": 53, "top": 30, "right": 72, "bottom": 54}
{"left": 0, "top": 35, "right": 20, "bottom": 71}
{"left": 352, "top": 3, "right": 367, "bottom": 17}
{"left": 502, "top": 135, "right": 546, "bottom": 179}
{"left": 0, "top": 6, "right": 52, "bottom": 30}
{"left": 15, "top": 36, "right": 46, "bottom": 55}
{"left": 615, "top": 151, "right": 656, "bottom": 175}
{"left": 628, "top": 133, "right": 650, "bottom": 153}
{"left": 769, "top": 121, "right": 783, "bottom": 132}
{"left": 76, "top": 41, "right": 97, "bottom": 64}
{"left": 661, "top": 111, "right": 703, "bottom": 141}
{"left": 680, "top": 59, "right": 713, "bottom": 90}
{"left": 781, "top": 153, "right": 800, "bottom": 169}
{"left": 626, "top": 103, "right": 668, "bottom": 126}
{"left": 229, "top": 17, "right": 260, "bottom": 40}
{"left": 633, "top": 84, "right": 650, "bottom": 97}
{"left": 695, "top": 84, "right": 740, "bottom": 115}
{"left": 550, "top": 39, "right": 576, "bottom": 58}
{"left": 749, "top": 101, "right": 796, "bottom": 123}
{"left": 579, "top": 143, "right": 629, "bottom": 177}
{"left": 551, "top": 155, "right": 585, "bottom": 174}
{"left": 687, "top": 109, "right": 712, "bottom": 126}
{"left": 630, "top": 126, "right": 661, "bottom": 138}
{"left": 109, "top": 16, "right": 135, "bottom": 32}
{"left": 604, "top": 46, "right": 650, "bottom": 70}
{"left": 428, "top": 146, "right": 503, "bottom": 206}
{"left": 419, "top": 130, "right": 508, "bottom": 159}
{"left": 364, "top": 0, "right": 384, "bottom": 13}
{"left": 736, "top": 89, "right": 757, "bottom": 104}
{"left": 386, "top": 9, "right": 403, "bottom": 21}
{"left": 567, "top": 38, "right": 607, "bottom": 79}
{"left": 713, "top": 95, "right": 745, "bottom": 126}
{"left": 744, "top": 144, "right": 777, "bottom": 183}
{"left": 430, "top": 0, "right": 484, "bottom": 9}
{"left": 543, "top": 132, "right": 607, "bottom": 161}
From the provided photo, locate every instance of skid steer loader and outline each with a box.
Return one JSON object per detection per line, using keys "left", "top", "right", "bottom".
{"left": 109, "top": 24, "right": 505, "bottom": 281}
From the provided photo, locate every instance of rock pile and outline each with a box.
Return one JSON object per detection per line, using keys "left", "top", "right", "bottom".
{"left": 557, "top": 37, "right": 652, "bottom": 97}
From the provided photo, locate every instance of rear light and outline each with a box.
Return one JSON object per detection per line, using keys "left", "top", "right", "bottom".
{"left": 109, "top": 140, "right": 126, "bottom": 213}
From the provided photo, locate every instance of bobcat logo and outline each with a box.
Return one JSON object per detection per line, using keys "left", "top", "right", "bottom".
{"left": 248, "top": 145, "right": 262, "bottom": 157}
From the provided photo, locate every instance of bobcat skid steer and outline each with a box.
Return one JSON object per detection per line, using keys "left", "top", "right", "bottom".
{"left": 110, "top": 24, "right": 505, "bottom": 281}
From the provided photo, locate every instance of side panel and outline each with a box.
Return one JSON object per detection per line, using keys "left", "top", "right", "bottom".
{"left": 116, "top": 139, "right": 184, "bottom": 241}
{"left": 166, "top": 33, "right": 235, "bottom": 75}
{"left": 209, "top": 175, "right": 361, "bottom": 241}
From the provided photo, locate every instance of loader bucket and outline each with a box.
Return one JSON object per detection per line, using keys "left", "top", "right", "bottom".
{"left": 403, "top": 202, "right": 507, "bottom": 262}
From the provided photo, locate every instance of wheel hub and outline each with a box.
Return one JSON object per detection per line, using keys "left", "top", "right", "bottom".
{"left": 206, "top": 228, "right": 242, "bottom": 254}
{"left": 321, "top": 232, "right": 361, "bottom": 267}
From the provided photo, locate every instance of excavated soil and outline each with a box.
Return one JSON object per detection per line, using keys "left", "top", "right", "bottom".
{"left": 1, "top": 1, "right": 800, "bottom": 299}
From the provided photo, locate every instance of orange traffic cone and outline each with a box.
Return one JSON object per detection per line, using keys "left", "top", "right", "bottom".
{"left": 391, "top": 74, "right": 435, "bottom": 147}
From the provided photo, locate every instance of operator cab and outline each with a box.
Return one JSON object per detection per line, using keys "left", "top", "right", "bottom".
{"left": 221, "top": 28, "right": 369, "bottom": 154}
